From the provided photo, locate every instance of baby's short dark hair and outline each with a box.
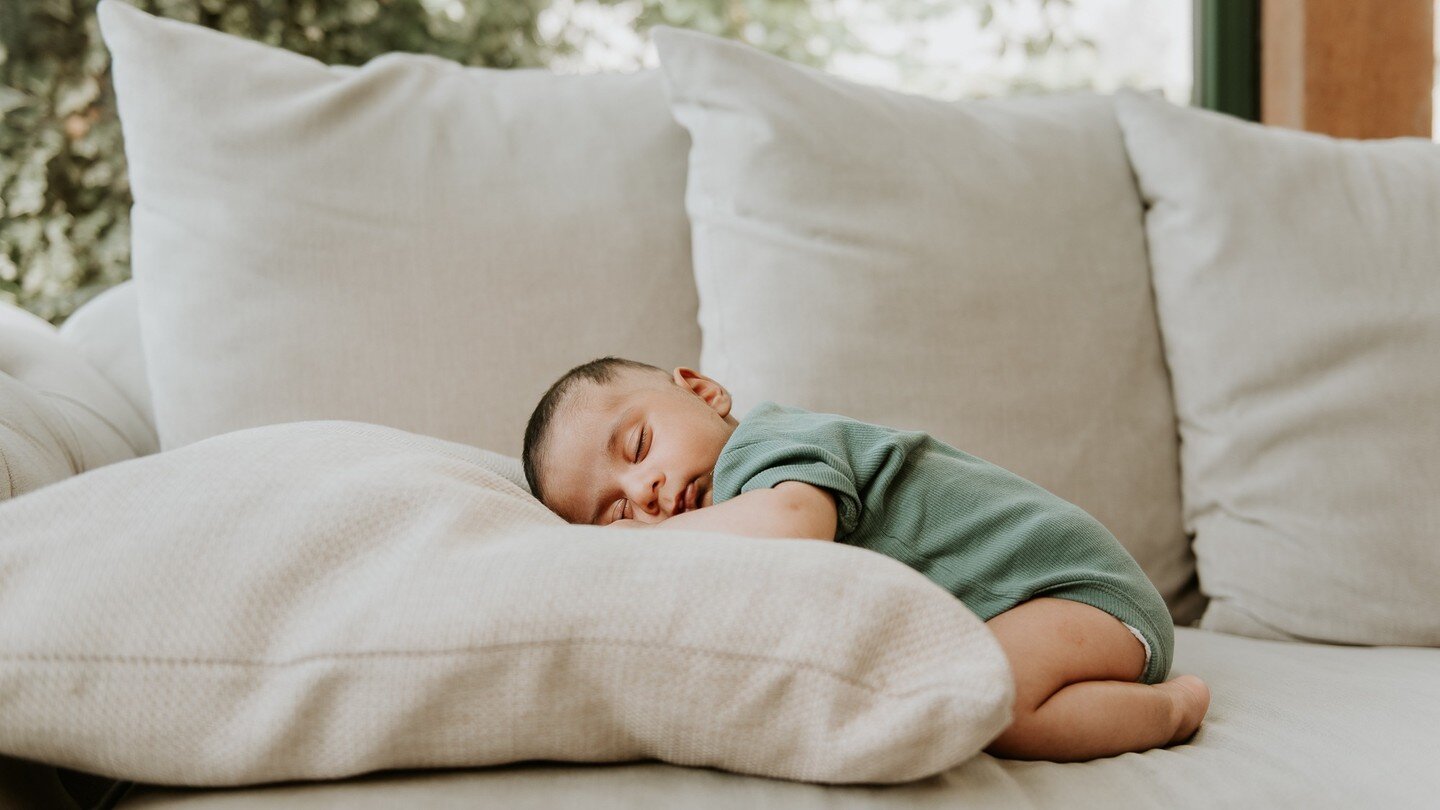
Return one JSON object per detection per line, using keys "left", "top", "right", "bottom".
{"left": 522, "top": 356, "right": 668, "bottom": 506}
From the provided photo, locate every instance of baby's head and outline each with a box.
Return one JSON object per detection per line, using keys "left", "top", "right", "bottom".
{"left": 522, "top": 356, "right": 739, "bottom": 525}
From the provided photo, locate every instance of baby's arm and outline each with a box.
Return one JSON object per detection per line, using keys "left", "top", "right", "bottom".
{"left": 618, "top": 481, "right": 837, "bottom": 541}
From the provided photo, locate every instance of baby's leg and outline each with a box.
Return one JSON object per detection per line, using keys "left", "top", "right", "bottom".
{"left": 983, "top": 597, "right": 1210, "bottom": 762}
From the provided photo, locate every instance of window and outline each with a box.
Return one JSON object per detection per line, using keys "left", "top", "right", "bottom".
{"left": 537, "top": 0, "right": 1191, "bottom": 103}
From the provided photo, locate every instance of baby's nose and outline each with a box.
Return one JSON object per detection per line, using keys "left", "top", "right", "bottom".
{"left": 628, "top": 471, "right": 663, "bottom": 513}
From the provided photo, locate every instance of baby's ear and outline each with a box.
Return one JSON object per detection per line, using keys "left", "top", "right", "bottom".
{"left": 673, "top": 367, "right": 731, "bottom": 418}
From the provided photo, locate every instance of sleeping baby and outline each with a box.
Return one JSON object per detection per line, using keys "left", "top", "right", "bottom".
{"left": 521, "top": 356, "right": 1210, "bottom": 762}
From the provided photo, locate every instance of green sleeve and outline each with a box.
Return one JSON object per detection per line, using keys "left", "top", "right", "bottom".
{"left": 713, "top": 437, "right": 863, "bottom": 541}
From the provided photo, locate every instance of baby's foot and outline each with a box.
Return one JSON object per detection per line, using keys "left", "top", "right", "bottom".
{"left": 1158, "top": 674, "right": 1211, "bottom": 745}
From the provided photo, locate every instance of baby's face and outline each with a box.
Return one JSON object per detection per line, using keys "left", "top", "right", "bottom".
{"left": 540, "top": 367, "right": 737, "bottom": 525}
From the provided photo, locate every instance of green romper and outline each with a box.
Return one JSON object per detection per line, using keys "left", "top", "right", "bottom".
{"left": 711, "top": 401, "right": 1174, "bottom": 685}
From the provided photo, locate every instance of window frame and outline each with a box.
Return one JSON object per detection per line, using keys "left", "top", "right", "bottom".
{"left": 1193, "top": 0, "right": 1261, "bottom": 120}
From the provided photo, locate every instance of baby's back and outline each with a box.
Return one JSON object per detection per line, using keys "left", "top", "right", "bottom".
{"left": 711, "top": 401, "right": 1173, "bottom": 676}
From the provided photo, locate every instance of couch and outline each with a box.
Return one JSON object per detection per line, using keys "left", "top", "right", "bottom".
{"left": 1, "top": 2, "right": 1437, "bottom": 807}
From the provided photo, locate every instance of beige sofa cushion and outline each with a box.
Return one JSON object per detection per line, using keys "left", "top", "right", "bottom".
{"left": 0, "top": 301, "right": 153, "bottom": 498}
{"left": 654, "top": 27, "right": 1200, "bottom": 624}
{"left": 99, "top": 0, "right": 697, "bottom": 457}
{"left": 0, "top": 420, "right": 1013, "bottom": 786}
{"left": 1116, "top": 90, "right": 1440, "bottom": 646}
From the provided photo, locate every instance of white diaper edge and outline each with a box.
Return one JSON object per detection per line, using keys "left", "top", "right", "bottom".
{"left": 1122, "top": 621, "right": 1152, "bottom": 679}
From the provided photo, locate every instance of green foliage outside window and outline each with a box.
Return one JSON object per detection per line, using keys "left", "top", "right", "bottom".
{"left": 1, "top": 0, "right": 1078, "bottom": 324}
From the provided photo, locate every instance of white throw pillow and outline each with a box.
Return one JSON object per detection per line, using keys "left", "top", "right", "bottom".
{"left": 0, "top": 301, "right": 154, "bottom": 498}
{"left": 1115, "top": 90, "right": 1440, "bottom": 646}
{"left": 57, "top": 281, "right": 157, "bottom": 441}
{"left": 0, "top": 420, "right": 1013, "bottom": 786}
{"left": 98, "top": 0, "right": 698, "bottom": 457}
{"left": 653, "top": 27, "right": 1201, "bottom": 624}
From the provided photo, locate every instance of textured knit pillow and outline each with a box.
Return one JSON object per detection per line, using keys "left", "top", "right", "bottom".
{"left": 99, "top": 0, "right": 697, "bottom": 457}
{"left": 1116, "top": 89, "right": 1440, "bottom": 646}
{"left": 0, "top": 420, "right": 1013, "bottom": 786}
{"left": 654, "top": 27, "right": 1202, "bottom": 625}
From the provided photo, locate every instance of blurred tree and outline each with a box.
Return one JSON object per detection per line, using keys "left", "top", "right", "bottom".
{"left": 0, "top": 0, "right": 572, "bottom": 323}
{"left": 0, "top": 0, "right": 1074, "bottom": 324}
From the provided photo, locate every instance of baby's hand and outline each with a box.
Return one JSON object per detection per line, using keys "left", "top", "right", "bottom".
{"left": 606, "top": 518, "right": 655, "bottom": 529}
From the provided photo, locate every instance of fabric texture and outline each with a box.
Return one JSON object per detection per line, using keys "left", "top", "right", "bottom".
{"left": 0, "top": 420, "right": 1013, "bottom": 787}
{"left": 105, "top": 626, "right": 1440, "bottom": 809}
{"left": 653, "top": 27, "right": 1202, "bottom": 627}
{"left": 98, "top": 0, "right": 698, "bottom": 457}
{"left": 1116, "top": 90, "right": 1440, "bottom": 647}
{"left": 0, "top": 300, "right": 153, "bottom": 499}
{"left": 712, "top": 401, "right": 1174, "bottom": 685}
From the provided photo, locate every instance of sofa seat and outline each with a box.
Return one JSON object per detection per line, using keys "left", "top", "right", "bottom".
{"left": 112, "top": 626, "right": 1438, "bottom": 808}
